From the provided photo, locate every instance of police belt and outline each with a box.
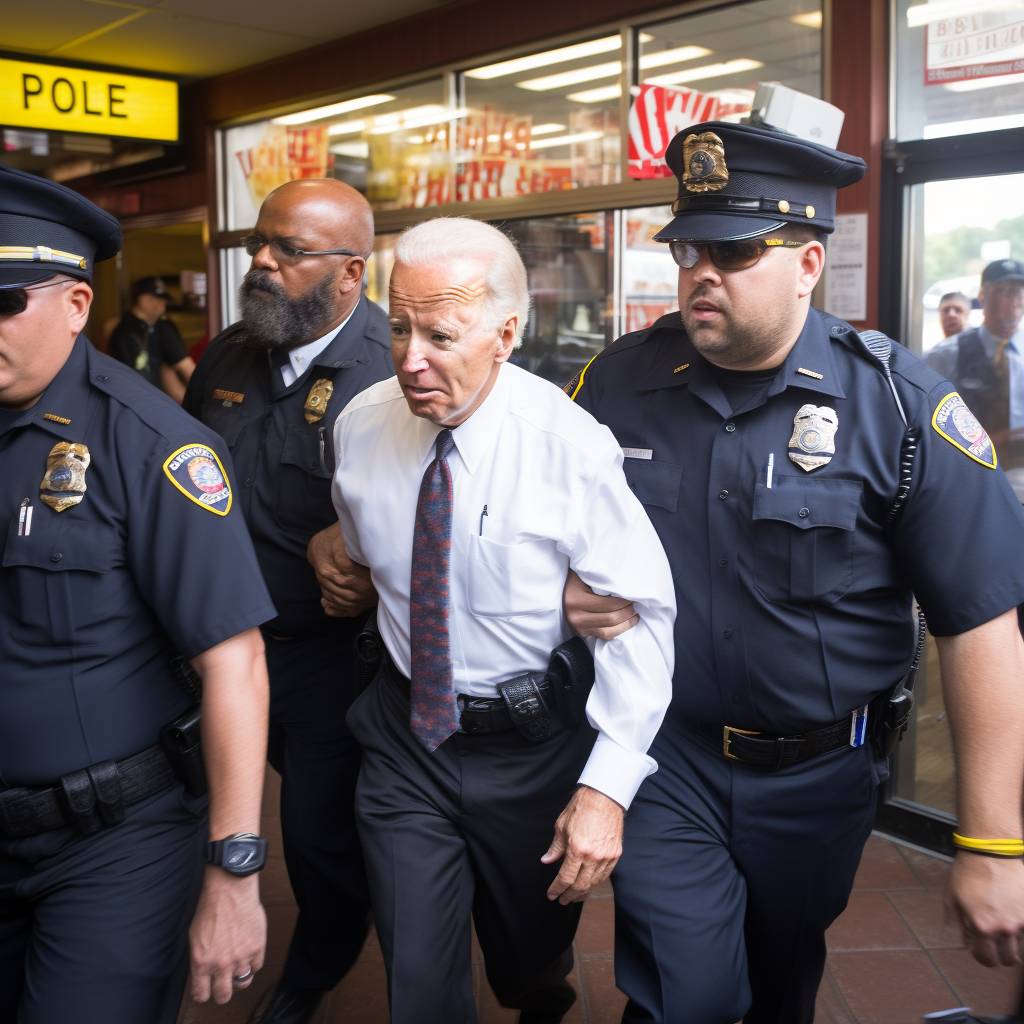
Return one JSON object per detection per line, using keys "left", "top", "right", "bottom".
{"left": 689, "top": 714, "right": 858, "bottom": 770}
{"left": 0, "top": 743, "right": 178, "bottom": 840}
{"left": 382, "top": 656, "right": 556, "bottom": 736}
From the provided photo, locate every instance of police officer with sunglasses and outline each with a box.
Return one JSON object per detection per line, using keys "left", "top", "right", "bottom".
{"left": 563, "top": 121, "right": 1024, "bottom": 1022}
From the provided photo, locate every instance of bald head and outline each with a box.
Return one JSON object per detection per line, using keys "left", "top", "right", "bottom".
{"left": 263, "top": 178, "right": 374, "bottom": 258}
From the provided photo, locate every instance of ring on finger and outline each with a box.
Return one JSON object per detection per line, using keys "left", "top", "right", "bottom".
{"left": 232, "top": 968, "right": 253, "bottom": 986}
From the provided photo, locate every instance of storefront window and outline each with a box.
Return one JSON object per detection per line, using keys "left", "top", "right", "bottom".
{"left": 630, "top": 0, "right": 821, "bottom": 178}
{"left": 894, "top": 0, "right": 1024, "bottom": 141}
{"left": 222, "top": 79, "right": 451, "bottom": 229}
{"left": 457, "top": 36, "right": 624, "bottom": 201}
{"left": 622, "top": 205, "right": 679, "bottom": 332}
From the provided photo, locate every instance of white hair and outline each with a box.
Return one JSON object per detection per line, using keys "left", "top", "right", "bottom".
{"left": 393, "top": 217, "right": 530, "bottom": 340}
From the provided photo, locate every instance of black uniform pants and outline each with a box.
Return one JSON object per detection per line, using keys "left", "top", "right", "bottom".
{"left": 612, "top": 719, "right": 882, "bottom": 1024}
{"left": 0, "top": 782, "right": 206, "bottom": 1024}
{"left": 264, "top": 630, "right": 371, "bottom": 991}
{"left": 346, "top": 666, "right": 597, "bottom": 1024}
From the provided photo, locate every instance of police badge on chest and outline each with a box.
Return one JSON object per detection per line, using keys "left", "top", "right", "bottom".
{"left": 788, "top": 405, "right": 838, "bottom": 471}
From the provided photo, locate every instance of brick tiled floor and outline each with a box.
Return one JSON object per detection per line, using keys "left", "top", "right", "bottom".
{"left": 177, "top": 772, "right": 1022, "bottom": 1024}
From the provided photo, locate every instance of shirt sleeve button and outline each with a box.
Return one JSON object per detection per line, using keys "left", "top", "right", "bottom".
{"left": 244, "top": 478, "right": 253, "bottom": 487}
{"left": 799, "top": 507, "right": 809, "bottom": 517}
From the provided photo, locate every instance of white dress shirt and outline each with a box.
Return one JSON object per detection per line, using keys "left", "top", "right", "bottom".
{"left": 331, "top": 362, "right": 676, "bottom": 808}
{"left": 278, "top": 302, "right": 358, "bottom": 387}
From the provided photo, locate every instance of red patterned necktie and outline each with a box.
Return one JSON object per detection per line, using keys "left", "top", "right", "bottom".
{"left": 409, "top": 429, "right": 460, "bottom": 750}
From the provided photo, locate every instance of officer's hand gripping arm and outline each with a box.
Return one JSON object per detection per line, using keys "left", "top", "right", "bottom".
{"left": 307, "top": 520, "right": 378, "bottom": 617}
{"left": 187, "top": 627, "right": 269, "bottom": 1004}
{"left": 563, "top": 569, "right": 639, "bottom": 640}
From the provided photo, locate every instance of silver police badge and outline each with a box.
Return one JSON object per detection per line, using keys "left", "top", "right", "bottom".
{"left": 788, "top": 404, "right": 838, "bottom": 471}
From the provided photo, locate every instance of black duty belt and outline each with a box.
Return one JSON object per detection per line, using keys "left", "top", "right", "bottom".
{"left": 0, "top": 744, "right": 178, "bottom": 839}
{"left": 382, "top": 656, "right": 555, "bottom": 736}
{"left": 689, "top": 712, "right": 863, "bottom": 770}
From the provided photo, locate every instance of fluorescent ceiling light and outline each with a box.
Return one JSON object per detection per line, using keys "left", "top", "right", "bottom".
{"left": 639, "top": 45, "right": 713, "bottom": 69}
{"left": 922, "top": 111, "right": 1024, "bottom": 137}
{"left": 273, "top": 94, "right": 394, "bottom": 125}
{"left": 530, "top": 130, "right": 605, "bottom": 149}
{"left": 567, "top": 84, "right": 623, "bottom": 103}
{"left": 789, "top": 11, "right": 823, "bottom": 27}
{"left": 327, "top": 119, "right": 366, "bottom": 136}
{"left": 531, "top": 123, "right": 567, "bottom": 135}
{"left": 647, "top": 59, "right": 764, "bottom": 86}
{"left": 517, "top": 61, "right": 622, "bottom": 91}
{"left": 330, "top": 142, "right": 370, "bottom": 158}
{"left": 365, "top": 107, "right": 469, "bottom": 135}
{"left": 464, "top": 33, "right": 654, "bottom": 79}
{"left": 906, "top": 0, "right": 1023, "bottom": 27}
{"left": 945, "top": 70, "right": 1024, "bottom": 90}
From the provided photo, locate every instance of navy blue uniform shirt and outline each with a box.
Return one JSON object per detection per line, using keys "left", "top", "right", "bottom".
{"left": 183, "top": 296, "right": 393, "bottom": 639}
{"left": 1, "top": 336, "right": 276, "bottom": 787}
{"left": 573, "top": 307, "right": 1024, "bottom": 734}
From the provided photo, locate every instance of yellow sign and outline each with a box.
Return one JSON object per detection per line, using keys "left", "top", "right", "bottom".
{"left": 0, "top": 58, "right": 178, "bottom": 142}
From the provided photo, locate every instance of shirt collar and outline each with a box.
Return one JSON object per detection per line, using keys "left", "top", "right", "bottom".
{"left": 20, "top": 334, "right": 93, "bottom": 441}
{"left": 415, "top": 363, "right": 511, "bottom": 476}
{"left": 766, "top": 309, "right": 846, "bottom": 402}
{"left": 979, "top": 321, "right": 1022, "bottom": 352}
{"left": 286, "top": 300, "right": 359, "bottom": 380}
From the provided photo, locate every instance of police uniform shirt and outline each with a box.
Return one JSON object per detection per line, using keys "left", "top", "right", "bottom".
{"left": 183, "top": 296, "right": 394, "bottom": 639}
{"left": 572, "top": 307, "right": 1024, "bottom": 735}
{"left": 0, "top": 336, "right": 276, "bottom": 788}
{"left": 109, "top": 312, "right": 188, "bottom": 390}
{"left": 332, "top": 363, "right": 677, "bottom": 808}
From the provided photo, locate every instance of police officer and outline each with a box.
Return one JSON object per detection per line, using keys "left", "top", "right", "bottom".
{"left": 563, "top": 122, "right": 1024, "bottom": 1022}
{"left": 183, "top": 178, "right": 393, "bottom": 1024}
{"left": 0, "top": 165, "right": 277, "bottom": 1022}
{"left": 109, "top": 276, "right": 196, "bottom": 402}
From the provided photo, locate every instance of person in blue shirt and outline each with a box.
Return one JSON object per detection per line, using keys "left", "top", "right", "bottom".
{"left": 563, "top": 121, "right": 1024, "bottom": 1024}
{"left": 0, "top": 163, "right": 277, "bottom": 1023}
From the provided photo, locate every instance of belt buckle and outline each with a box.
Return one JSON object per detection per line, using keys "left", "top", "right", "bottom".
{"left": 722, "top": 725, "right": 760, "bottom": 760}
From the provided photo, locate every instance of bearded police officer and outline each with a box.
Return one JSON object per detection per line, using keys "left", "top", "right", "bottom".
{"left": 183, "top": 178, "right": 393, "bottom": 1024}
{"left": 0, "top": 166, "right": 276, "bottom": 1021}
{"left": 563, "top": 122, "right": 1024, "bottom": 1023}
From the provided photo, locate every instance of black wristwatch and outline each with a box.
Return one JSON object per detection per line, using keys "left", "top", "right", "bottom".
{"left": 206, "top": 832, "right": 268, "bottom": 877}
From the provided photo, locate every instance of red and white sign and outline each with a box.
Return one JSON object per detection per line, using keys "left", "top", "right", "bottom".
{"left": 925, "top": 10, "right": 1024, "bottom": 85}
{"left": 628, "top": 83, "right": 750, "bottom": 179}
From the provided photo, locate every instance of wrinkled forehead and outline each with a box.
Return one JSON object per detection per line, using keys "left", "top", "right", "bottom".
{"left": 389, "top": 259, "right": 489, "bottom": 317}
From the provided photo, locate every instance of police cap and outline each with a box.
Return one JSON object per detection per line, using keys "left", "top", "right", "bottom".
{"left": 132, "top": 276, "right": 171, "bottom": 300}
{"left": 0, "top": 162, "right": 122, "bottom": 289}
{"left": 982, "top": 259, "right": 1024, "bottom": 286}
{"left": 653, "top": 120, "right": 867, "bottom": 244}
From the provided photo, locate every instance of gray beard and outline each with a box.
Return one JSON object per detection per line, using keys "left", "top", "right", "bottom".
{"left": 235, "top": 269, "right": 338, "bottom": 350}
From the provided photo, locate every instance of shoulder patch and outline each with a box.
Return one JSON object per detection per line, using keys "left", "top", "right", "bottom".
{"left": 563, "top": 354, "right": 598, "bottom": 401}
{"left": 163, "top": 444, "right": 234, "bottom": 514}
{"left": 931, "top": 392, "right": 997, "bottom": 469}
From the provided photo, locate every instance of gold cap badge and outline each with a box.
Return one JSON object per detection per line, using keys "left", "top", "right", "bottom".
{"left": 682, "top": 132, "right": 729, "bottom": 194}
{"left": 304, "top": 379, "right": 334, "bottom": 424}
{"left": 40, "top": 442, "right": 91, "bottom": 512}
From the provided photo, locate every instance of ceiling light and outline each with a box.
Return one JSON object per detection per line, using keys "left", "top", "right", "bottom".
{"left": 327, "top": 119, "right": 366, "bottom": 136}
{"left": 789, "top": 11, "right": 823, "bottom": 27}
{"left": 529, "top": 130, "right": 605, "bottom": 149}
{"left": 639, "top": 45, "right": 713, "bottom": 69}
{"left": 517, "top": 61, "right": 622, "bottom": 91}
{"left": 487, "top": 133, "right": 501, "bottom": 141}
{"left": 330, "top": 142, "right": 370, "bottom": 158}
{"left": 465, "top": 35, "right": 621, "bottom": 79}
{"left": 567, "top": 84, "right": 623, "bottom": 103}
{"left": 273, "top": 94, "right": 394, "bottom": 125}
{"left": 906, "top": 0, "right": 1023, "bottom": 26}
{"left": 945, "top": 70, "right": 1024, "bottom": 90}
{"left": 647, "top": 59, "right": 764, "bottom": 87}
{"left": 530, "top": 123, "right": 567, "bottom": 135}
{"left": 365, "top": 107, "right": 470, "bottom": 135}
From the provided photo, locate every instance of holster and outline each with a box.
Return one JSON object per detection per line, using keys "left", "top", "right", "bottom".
{"left": 546, "top": 636, "right": 595, "bottom": 727}
{"left": 497, "top": 673, "right": 554, "bottom": 743}
{"left": 870, "top": 662, "right": 918, "bottom": 758}
{"left": 354, "top": 610, "right": 383, "bottom": 697}
{"left": 159, "top": 704, "right": 207, "bottom": 797}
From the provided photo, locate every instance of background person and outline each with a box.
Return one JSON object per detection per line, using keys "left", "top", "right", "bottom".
{"left": 109, "top": 276, "right": 196, "bottom": 402}
{"left": 563, "top": 121, "right": 1024, "bottom": 1024}
{"left": 322, "top": 217, "right": 676, "bottom": 1024}
{"left": 939, "top": 290, "right": 972, "bottom": 339}
{"left": 0, "top": 164, "right": 276, "bottom": 1022}
{"left": 183, "top": 178, "right": 393, "bottom": 1024}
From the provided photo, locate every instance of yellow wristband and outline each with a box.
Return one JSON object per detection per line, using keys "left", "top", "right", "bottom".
{"left": 952, "top": 833, "right": 1024, "bottom": 857}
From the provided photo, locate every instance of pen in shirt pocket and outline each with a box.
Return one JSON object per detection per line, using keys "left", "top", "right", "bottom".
{"left": 18, "top": 498, "right": 33, "bottom": 536}
{"left": 479, "top": 504, "right": 488, "bottom": 536}
{"left": 766, "top": 453, "right": 774, "bottom": 489}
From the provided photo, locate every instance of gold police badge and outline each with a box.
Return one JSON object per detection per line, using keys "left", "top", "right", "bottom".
{"left": 788, "top": 405, "right": 838, "bottom": 471}
{"left": 682, "top": 131, "right": 729, "bottom": 193}
{"left": 304, "top": 379, "right": 334, "bottom": 424}
{"left": 39, "top": 442, "right": 91, "bottom": 511}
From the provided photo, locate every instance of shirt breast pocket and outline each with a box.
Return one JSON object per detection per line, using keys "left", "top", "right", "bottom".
{"left": 752, "top": 475, "right": 862, "bottom": 605}
{"left": 467, "top": 534, "right": 566, "bottom": 618}
{"left": 622, "top": 458, "right": 683, "bottom": 513}
{"left": 273, "top": 426, "right": 333, "bottom": 532}
{"left": 2, "top": 516, "right": 124, "bottom": 647}
{"left": 200, "top": 399, "right": 249, "bottom": 449}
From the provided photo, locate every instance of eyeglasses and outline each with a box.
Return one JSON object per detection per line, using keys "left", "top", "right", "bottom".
{"left": 239, "top": 235, "right": 362, "bottom": 264}
{"left": 0, "top": 278, "right": 70, "bottom": 316}
{"left": 669, "top": 238, "right": 809, "bottom": 273}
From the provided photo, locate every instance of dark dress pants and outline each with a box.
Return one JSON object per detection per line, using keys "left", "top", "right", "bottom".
{"left": 264, "top": 630, "right": 371, "bottom": 991}
{"left": 612, "top": 719, "right": 883, "bottom": 1024}
{"left": 346, "top": 667, "right": 597, "bottom": 1024}
{"left": 0, "top": 782, "right": 206, "bottom": 1024}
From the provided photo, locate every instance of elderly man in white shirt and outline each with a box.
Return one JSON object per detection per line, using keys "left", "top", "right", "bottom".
{"left": 324, "top": 217, "right": 675, "bottom": 1024}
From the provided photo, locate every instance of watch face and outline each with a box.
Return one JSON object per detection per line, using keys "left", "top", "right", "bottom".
{"left": 225, "top": 840, "right": 259, "bottom": 870}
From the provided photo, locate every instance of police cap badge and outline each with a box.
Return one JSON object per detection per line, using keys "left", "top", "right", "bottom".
{"left": 931, "top": 392, "right": 996, "bottom": 469}
{"left": 788, "top": 404, "right": 838, "bottom": 471}
{"left": 163, "top": 444, "right": 233, "bottom": 514}
{"left": 40, "top": 442, "right": 91, "bottom": 512}
{"left": 682, "top": 131, "right": 729, "bottom": 193}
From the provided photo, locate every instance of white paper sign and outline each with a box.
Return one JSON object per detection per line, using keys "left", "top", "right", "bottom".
{"left": 825, "top": 213, "right": 868, "bottom": 323}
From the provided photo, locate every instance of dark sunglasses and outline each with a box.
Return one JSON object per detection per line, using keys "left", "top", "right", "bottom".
{"left": 0, "top": 278, "right": 69, "bottom": 315}
{"left": 240, "top": 234, "right": 362, "bottom": 263}
{"left": 669, "top": 238, "right": 809, "bottom": 272}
